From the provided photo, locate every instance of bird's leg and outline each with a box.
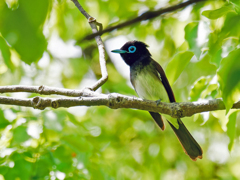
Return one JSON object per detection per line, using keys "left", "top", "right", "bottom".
{"left": 156, "top": 99, "right": 162, "bottom": 105}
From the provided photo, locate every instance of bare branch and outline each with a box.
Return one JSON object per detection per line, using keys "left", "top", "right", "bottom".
{"left": 0, "top": 85, "right": 100, "bottom": 97}
{"left": 82, "top": 0, "right": 207, "bottom": 41}
{"left": 1, "top": 86, "right": 239, "bottom": 118}
{"left": 71, "top": 0, "right": 108, "bottom": 91}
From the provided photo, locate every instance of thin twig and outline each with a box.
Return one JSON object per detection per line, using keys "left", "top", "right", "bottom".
{"left": 0, "top": 85, "right": 101, "bottom": 97}
{"left": 81, "top": 0, "right": 207, "bottom": 41}
{"left": 71, "top": 0, "right": 108, "bottom": 91}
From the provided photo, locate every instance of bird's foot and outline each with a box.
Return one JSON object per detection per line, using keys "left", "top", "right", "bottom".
{"left": 156, "top": 99, "right": 161, "bottom": 105}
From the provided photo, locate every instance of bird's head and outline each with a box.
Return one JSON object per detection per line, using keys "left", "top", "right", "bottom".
{"left": 111, "top": 40, "right": 151, "bottom": 66}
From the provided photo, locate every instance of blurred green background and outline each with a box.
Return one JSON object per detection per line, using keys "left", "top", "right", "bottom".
{"left": 1, "top": 0, "right": 240, "bottom": 179}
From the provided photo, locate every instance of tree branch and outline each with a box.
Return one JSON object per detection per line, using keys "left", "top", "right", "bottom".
{"left": 71, "top": 0, "right": 108, "bottom": 91}
{"left": 81, "top": 0, "right": 207, "bottom": 41}
{"left": 0, "top": 85, "right": 99, "bottom": 97}
{"left": 1, "top": 85, "right": 239, "bottom": 118}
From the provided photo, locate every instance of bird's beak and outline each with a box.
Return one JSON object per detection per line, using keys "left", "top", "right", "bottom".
{"left": 111, "top": 49, "right": 128, "bottom": 54}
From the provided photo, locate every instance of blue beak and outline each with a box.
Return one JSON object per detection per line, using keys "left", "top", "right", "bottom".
{"left": 111, "top": 49, "right": 128, "bottom": 54}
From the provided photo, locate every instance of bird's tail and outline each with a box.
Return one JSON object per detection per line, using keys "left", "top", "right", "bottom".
{"left": 168, "top": 119, "right": 203, "bottom": 161}
{"left": 149, "top": 112, "right": 165, "bottom": 130}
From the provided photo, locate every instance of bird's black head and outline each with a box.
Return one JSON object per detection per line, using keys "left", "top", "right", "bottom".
{"left": 111, "top": 40, "right": 151, "bottom": 66}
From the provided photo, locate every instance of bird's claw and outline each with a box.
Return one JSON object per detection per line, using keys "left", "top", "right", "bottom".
{"left": 156, "top": 99, "right": 161, "bottom": 105}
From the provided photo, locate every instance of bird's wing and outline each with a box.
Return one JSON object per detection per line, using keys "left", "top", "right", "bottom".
{"left": 152, "top": 59, "right": 176, "bottom": 103}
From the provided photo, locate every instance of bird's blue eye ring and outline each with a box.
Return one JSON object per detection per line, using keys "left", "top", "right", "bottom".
{"left": 128, "top": 46, "right": 136, "bottom": 53}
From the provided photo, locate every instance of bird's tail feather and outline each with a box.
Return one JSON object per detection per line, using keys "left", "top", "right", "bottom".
{"left": 149, "top": 112, "right": 165, "bottom": 130}
{"left": 168, "top": 118, "right": 203, "bottom": 161}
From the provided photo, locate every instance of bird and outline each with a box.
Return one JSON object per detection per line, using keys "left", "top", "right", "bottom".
{"left": 111, "top": 40, "right": 203, "bottom": 161}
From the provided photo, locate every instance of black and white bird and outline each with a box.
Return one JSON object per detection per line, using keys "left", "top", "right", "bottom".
{"left": 111, "top": 40, "right": 203, "bottom": 161}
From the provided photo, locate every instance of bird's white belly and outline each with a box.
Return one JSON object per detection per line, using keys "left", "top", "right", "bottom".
{"left": 134, "top": 70, "right": 169, "bottom": 103}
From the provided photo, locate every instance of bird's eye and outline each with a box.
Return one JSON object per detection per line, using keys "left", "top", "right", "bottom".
{"left": 128, "top": 46, "right": 136, "bottom": 53}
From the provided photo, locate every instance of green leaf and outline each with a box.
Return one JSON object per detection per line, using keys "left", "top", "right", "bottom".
{"left": 194, "top": 53, "right": 217, "bottom": 76}
{"left": 11, "top": 126, "right": 30, "bottom": 144}
{"left": 9, "top": 152, "right": 32, "bottom": 179}
{"left": 221, "top": 14, "right": 240, "bottom": 40}
{"left": 190, "top": 77, "right": 211, "bottom": 101}
{"left": 0, "top": 166, "right": 9, "bottom": 176}
{"left": 201, "top": 84, "right": 218, "bottom": 99}
{"left": 230, "top": 0, "right": 240, "bottom": 13}
{"left": 0, "top": 36, "right": 14, "bottom": 71}
{"left": 165, "top": 51, "right": 194, "bottom": 85}
{"left": 0, "top": 109, "right": 10, "bottom": 129}
{"left": 0, "top": 0, "right": 51, "bottom": 64}
{"left": 227, "top": 111, "right": 237, "bottom": 151}
{"left": 210, "top": 49, "right": 222, "bottom": 66}
{"left": 53, "top": 145, "right": 73, "bottom": 172}
{"left": 33, "top": 158, "right": 51, "bottom": 178}
{"left": 218, "top": 49, "right": 240, "bottom": 113}
{"left": 184, "top": 22, "right": 201, "bottom": 58}
{"left": 61, "top": 135, "right": 92, "bottom": 152}
{"left": 202, "top": 6, "right": 235, "bottom": 19}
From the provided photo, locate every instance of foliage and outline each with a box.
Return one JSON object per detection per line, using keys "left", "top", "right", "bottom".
{"left": 0, "top": 0, "right": 240, "bottom": 179}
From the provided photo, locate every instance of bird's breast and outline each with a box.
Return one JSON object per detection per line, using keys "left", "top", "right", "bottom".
{"left": 131, "top": 67, "right": 169, "bottom": 103}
